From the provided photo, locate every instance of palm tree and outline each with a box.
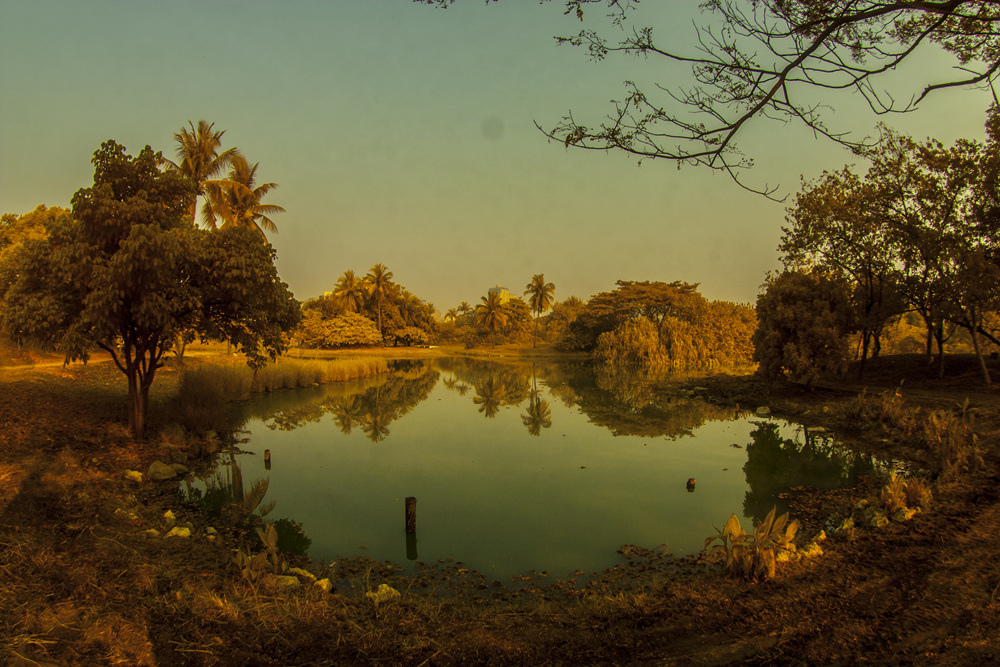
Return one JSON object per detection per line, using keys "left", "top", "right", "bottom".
{"left": 524, "top": 274, "right": 555, "bottom": 347}
{"left": 457, "top": 301, "right": 472, "bottom": 316}
{"left": 444, "top": 308, "right": 458, "bottom": 323}
{"left": 203, "top": 155, "right": 284, "bottom": 238}
{"left": 475, "top": 291, "right": 509, "bottom": 348}
{"left": 364, "top": 263, "right": 394, "bottom": 339}
{"left": 333, "top": 269, "right": 366, "bottom": 313}
{"left": 162, "top": 120, "right": 241, "bottom": 226}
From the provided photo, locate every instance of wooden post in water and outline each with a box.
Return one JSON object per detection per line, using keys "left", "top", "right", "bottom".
{"left": 264, "top": 449, "right": 271, "bottom": 470}
{"left": 405, "top": 496, "right": 417, "bottom": 534}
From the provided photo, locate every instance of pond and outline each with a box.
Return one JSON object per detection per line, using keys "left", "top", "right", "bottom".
{"left": 186, "top": 358, "right": 887, "bottom": 580}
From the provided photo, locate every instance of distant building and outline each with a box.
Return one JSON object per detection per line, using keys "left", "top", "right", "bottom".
{"left": 488, "top": 285, "right": 511, "bottom": 304}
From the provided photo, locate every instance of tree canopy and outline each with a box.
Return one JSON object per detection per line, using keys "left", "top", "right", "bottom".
{"left": 780, "top": 115, "right": 1000, "bottom": 383}
{"left": 1, "top": 141, "right": 300, "bottom": 435}
{"left": 562, "top": 280, "right": 756, "bottom": 369}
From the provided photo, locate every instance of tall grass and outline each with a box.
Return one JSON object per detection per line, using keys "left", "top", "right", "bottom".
{"left": 178, "top": 357, "right": 389, "bottom": 407}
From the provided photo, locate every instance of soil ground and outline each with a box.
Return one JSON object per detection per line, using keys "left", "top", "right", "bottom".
{"left": 1, "top": 345, "right": 998, "bottom": 665}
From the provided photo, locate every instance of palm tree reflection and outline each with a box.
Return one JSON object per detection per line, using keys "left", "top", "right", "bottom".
{"left": 521, "top": 391, "right": 552, "bottom": 435}
{"left": 473, "top": 376, "right": 504, "bottom": 418}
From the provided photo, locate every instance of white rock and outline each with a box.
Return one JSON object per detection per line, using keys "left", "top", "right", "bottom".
{"left": 123, "top": 470, "right": 143, "bottom": 483}
{"left": 165, "top": 527, "right": 191, "bottom": 538}
{"left": 314, "top": 578, "right": 333, "bottom": 593}
{"left": 755, "top": 406, "right": 771, "bottom": 417}
{"left": 288, "top": 567, "right": 316, "bottom": 582}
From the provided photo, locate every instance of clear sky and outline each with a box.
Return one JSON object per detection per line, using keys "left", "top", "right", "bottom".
{"left": 1, "top": 0, "right": 994, "bottom": 313}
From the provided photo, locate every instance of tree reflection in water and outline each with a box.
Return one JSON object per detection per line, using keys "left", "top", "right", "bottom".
{"left": 521, "top": 365, "right": 552, "bottom": 436}
{"left": 255, "top": 360, "right": 439, "bottom": 443}
{"left": 742, "top": 421, "right": 886, "bottom": 522}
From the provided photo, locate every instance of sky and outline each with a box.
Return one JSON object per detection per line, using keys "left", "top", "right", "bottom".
{"left": 1, "top": 0, "right": 995, "bottom": 313}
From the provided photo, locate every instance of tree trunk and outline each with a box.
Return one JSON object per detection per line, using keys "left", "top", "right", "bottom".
{"left": 126, "top": 369, "right": 139, "bottom": 435}
{"left": 936, "top": 326, "right": 946, "bottom": 379}
{"left": 968, "top": 320, "right": 992, "bottom": 386}
{"left": 857, "top": 331, "right": 870, "bottom": 381}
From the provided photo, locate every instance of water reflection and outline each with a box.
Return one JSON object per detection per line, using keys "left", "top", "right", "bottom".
{"left": 184, "top": 358, "right": 887, "bottom": 577}
{"left": 255, "top": 361, "right": 439, "bottom": 442}
{"left": 179, "top": 454, "right": 313, "bottom": 557}
{"left": 742, "top": 421, "right": 885, "bottom": 520}
{"left": 521, "top": 367, "right": 552, "bottom": 436}
{"left": 544, "top": 363, "right": 734, "bottom": 439}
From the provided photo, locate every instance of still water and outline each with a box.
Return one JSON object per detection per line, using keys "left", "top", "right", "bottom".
{"left": 192, "top": 358, "right": 883, "bottom": 580}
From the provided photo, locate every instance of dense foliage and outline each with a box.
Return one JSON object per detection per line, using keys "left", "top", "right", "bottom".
{"left": 781, "top": 114, "right": 1000, "bottom": 383}
{"left": 295, "top": 266, "right": 437, "bottom": 348}
{"left": 753, "top": 269, "right": 856, "bottom": 388}
{"left": 1, "top": 141, "right": 299, "bottom": 434}
{"left": 561, "top": 281, "right": 756, "bottom": 370}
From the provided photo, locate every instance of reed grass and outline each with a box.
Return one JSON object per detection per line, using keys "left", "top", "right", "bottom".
{"left": 178, "top": 357, "right": 389, "bottom": 405}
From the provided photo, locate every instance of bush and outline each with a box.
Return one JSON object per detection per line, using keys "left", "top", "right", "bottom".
{"left": 753, "top": 269, "right": 855, "bottom": 388}
{"left": 390, "top": 326, "right": 429, "bottom": 347}
{"left": 293, "top": 311, "right": 383, "bottom": 348}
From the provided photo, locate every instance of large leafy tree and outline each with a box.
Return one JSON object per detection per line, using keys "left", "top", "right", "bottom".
{"left": 161, "top": 120, "right": 240, "bottom": 225}
{"left": 781, "top": 167, "right": 907, "bottom": 375}
{"left": 567, "top": 280, "right": 706, "bottom": 349}
{"left": 782, "top": 115, "right": 1000, "bottom": 382}
{"left": 0, "top": 205, "right": 67, "bottom": 300}
{"left": 203, "top": 155, "right": 285, "bottom": 238}
{"left": 1, "top": 141, "right": 300, "bottom": 435}
{"left": 524, "top": 273, "right": 555, "bottom": 347}
{"left": 426, "top": 0, "right": 998, "bottom": 194}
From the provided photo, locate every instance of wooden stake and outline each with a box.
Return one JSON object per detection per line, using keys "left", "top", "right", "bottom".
{"left": 405, "top": 496, "right": 417, "bottom": 533}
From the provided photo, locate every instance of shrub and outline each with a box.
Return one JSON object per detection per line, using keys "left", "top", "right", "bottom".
{"left": 880, "top": 474, "right": 909, "bottom": 514}
{"left": 390, "top": 326, "right": 429, "bottom": 347}
{"left": 924, "top": 399, "right": 983, "bottom": 478}
{"left": 704, "top": 507, "right": 800, "bottom": 581}
{"left": 841, "top": 387, "right": 918, "bottom": 437}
